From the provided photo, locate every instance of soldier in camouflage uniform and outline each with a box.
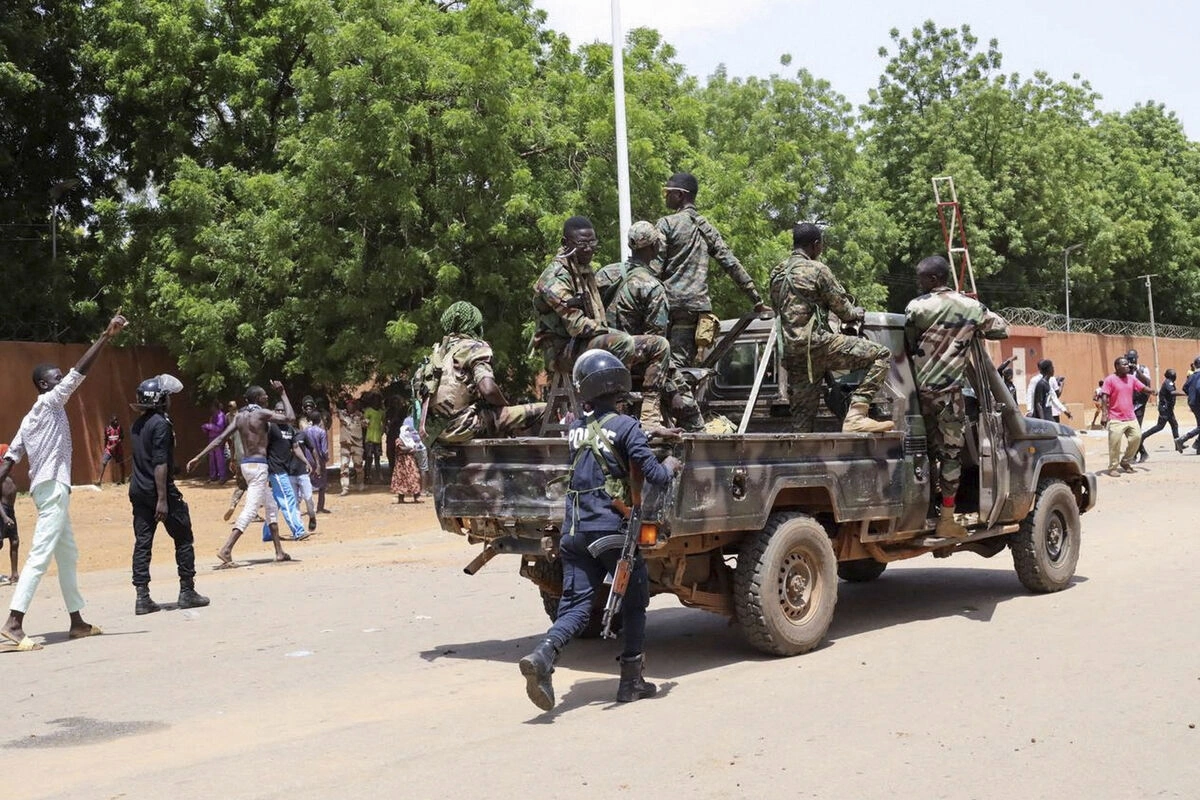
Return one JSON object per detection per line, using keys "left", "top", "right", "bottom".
{"left": 656, "top": 172, "right": 772, "bottom": 368}
{"left": 533, "top": 216, "right": 672, "bottom": 427}
{"left": 417, "top": 302, "right": 546, "bottom": 444}
{"left": 769, "top": 223, "right": 894, "bottom": 434}
{"left": 594, "top": 221, "right": 704, "bottom": 432}
{"left": 905, "top": 255, "right": 1008, "bottom": 538}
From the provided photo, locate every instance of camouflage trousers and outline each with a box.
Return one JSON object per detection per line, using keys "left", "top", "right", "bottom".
{"left": 666, "top": 309, "right": 701, "bottom": 368}
{"left": 543, "top": 331, "right": 670, "bottom": 394}
{"left": 429, "top": 402, "right": 548, "bottom": 445}
{"left": 340, "top": 440, "right": 364, "bottom": 492}
{"left": 919, "top": 389, "right": 966, "bottom": 502}
{"left": 784, "top": 333, "right": 891, "bottom": 432}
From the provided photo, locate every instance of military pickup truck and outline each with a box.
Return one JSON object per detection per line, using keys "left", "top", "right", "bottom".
{"left": 431, "top": 313, "right": 1097, "bottom": 656}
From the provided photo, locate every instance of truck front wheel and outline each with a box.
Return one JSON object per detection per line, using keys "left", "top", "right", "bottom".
{"left": 735, "top": 512, "right": 838, "bottom": 656}
{"left": 1010, "top": 479, "right": 1081, "bottom": 592}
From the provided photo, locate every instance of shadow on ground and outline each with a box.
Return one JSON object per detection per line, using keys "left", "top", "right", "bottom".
{"left": 421, "top": 565, "right": 1087, "bottom": 679}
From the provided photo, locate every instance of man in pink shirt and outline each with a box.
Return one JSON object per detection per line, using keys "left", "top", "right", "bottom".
{"left": 1101, "top": 356, "right": 1155, "bottom": 474}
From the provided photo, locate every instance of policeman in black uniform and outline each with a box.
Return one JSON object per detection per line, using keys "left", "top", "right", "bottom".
{"left": 128, "top": 375, "right": 210, "bottom": 615}
{"left": 518, "top": 350, "right": 682, "bottom": 711}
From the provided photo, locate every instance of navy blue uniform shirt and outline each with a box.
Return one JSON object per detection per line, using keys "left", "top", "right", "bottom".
{"left": 130, "top": 411, "right": 174, "bottom": 497}
{"left": 563, "top": 411, "right": 672, "bottom": 535}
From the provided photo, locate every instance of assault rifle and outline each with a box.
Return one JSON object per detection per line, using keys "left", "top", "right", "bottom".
{"left": 595, "top": 463, "right": 644, "bottom": 640}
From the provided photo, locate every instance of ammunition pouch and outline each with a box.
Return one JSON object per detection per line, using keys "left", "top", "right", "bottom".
{"left": 695, "top": 312, "right": 721, "bottom": 350}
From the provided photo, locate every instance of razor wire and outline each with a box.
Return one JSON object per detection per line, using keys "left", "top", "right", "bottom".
{"left": 997, "top": 307, "right": 1200, "bottom": 341}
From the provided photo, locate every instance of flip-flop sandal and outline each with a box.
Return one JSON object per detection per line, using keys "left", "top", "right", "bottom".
{"left": 68, "top": 624, "right": 103, "bottom": 640}
{"left": 0, "top": 636, "right": 43, "bottom": 652}
{"left": 214, "top": 560, "right": 240, "bottom": 570}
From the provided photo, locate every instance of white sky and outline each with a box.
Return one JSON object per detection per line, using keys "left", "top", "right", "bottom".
{"left": 534, "top": 0, "right": 1200, "bottom": 136}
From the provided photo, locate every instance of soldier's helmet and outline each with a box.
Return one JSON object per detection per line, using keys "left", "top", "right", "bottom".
{"left": 134, "top": 374, "right": 184, "bottom": 410}
{"left": 572, "top": 349, "right": 631, "bottom": 403}
{"left": 627, "top": 220, "right": 664, "bottom": 251}
{"left": 664, "top": 172, "right": 699, "bottom": 196}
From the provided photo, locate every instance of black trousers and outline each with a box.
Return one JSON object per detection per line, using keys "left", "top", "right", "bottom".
{"left": 1141, "top": 410, "right": 1179, "bottom": 442}
{"left": 131, "top": 485, "right": 196, "bottom": 588}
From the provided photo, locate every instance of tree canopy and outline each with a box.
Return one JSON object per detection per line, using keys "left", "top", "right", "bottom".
{"left": 3, "top": 4, "right": 1198, "bottom": 396}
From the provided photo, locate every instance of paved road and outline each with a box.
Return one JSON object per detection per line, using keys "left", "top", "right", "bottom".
{"left": 2, "top": 439, "right": 1198, "bottom": 799}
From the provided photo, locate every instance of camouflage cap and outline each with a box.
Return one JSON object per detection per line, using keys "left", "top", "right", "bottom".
{"left": 627, "top": 220, "right": 664, "bottom": 251}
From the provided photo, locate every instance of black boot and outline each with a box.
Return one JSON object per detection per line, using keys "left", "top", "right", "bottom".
{"left": 135, "top": 585, "right": 161, "bottom": 616}
{"left": 616, "top": 654, "right": 657, "bottom": 703}
{"left": 178, "top": 579, "right": 210, "bottom": 609}
{"left": 518, "top": 639, "right": 559, "bottom": 711}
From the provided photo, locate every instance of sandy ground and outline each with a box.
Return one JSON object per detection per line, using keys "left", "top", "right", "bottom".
{"left": 0, "top": 432, "right": 1197, "bottom": 799}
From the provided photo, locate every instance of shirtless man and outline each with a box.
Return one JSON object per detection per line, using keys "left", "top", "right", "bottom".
{"left": 186, "top": 381, "right": 297, "bottom": 567}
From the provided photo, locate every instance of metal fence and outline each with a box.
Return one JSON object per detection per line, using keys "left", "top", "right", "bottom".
{"left": 998, "top": 307, "right": 1200, "bottom": 341}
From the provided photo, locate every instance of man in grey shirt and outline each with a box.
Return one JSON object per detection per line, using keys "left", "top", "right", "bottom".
{"left": 0, "top": 314, "right": 128, "bottom": 651}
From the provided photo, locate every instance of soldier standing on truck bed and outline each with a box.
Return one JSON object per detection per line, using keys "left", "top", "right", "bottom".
{"left": 518, "top": 349, "right": 681, "bottom": 711}
{"left": 533, "top": 216, "right": 673, "bottom": 428}
{"left": 415, "top": 301, "right": 547, "bottom": 444}
{"left": 769, "top": 222, "right": 895, "bottom": 434}
{"left": 904, "top": 255, "right": 1009, "bottom": 538}
{"left": 594, "top": 221, "right": 705, "bottom": 432}
{"left": 655, "top": 172, "right": 772, "bottom": 368}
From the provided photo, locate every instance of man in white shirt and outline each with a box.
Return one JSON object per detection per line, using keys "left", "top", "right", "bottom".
{"left": 0, "top": 314, "right": 128, "bottom": 650}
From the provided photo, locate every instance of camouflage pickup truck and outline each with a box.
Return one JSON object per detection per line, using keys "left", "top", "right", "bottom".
{"left": 432, "top": 313, "right": 1097, "bottom": 656}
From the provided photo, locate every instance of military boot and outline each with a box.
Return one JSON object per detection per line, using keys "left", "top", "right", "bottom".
{"left": 616, "top": 653, "right": 657, "bottom": 703}
{"left": 670, "top": 395, "right": 706, "bottom": 433}
{"left": 178, "top": 579, "right": 211, "bottom": 609}
{"left": 518, "top": 639, "right": 559, "bottom": 711}
{"left": 639, "top": 394, "right": 665, "bottom": 429}
{"left": 842, "top": 402, "right": 895, "bottom": 433}
{"left": 936, "top": 505, "right": 969, "bottom": 539}
{"left": 134, "top": 585, "right": 161, "bottom": 616}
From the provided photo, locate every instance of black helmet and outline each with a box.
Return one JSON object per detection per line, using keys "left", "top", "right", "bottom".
{"left": 572, "top": 349, "right": 630, "bottom": 403}
{"left": 664, "top": 171, "right": 699, "bottom": 197}
{"left": 134, "top": 374, "right": 184, "bottom": 410}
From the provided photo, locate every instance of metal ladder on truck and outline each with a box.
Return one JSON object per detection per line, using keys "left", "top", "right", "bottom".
{"left": 931, "top": 176, "right": 978, "bottom": 297}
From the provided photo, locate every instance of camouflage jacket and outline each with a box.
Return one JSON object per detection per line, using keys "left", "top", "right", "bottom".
{"left": 905, "top": 287, "right": 1009, "bottom": 392}
{"left": 416, "top": 334, "right": 497, "bottom": 420}
{"left": 655, "top": 204, "right": 760, "bottom": 313}
{"left": 532, "top": 249, "right": 607, "bottom": 349}
{"left": 769, "top": 250, "right": 859, "bottom": 349}
{"left": 594, "top": 257, "right": 669, "bottom": 336}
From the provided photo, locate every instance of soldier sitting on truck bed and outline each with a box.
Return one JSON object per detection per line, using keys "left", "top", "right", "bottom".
{"left": 533, "top": 215, "right": 672, "bottom": 428}
{"left": 904, "top": 255, "right": 1009, "bottom": 538}
{"left": 655, "top": 172, "right": 772, "bottom": 367}
{"left": 416, "top": 301, "right": 547, "bottom": 444}
{"left": 594, "top": 221, "right": 705, "bottom": 432}
{"left": 769, "top": 222, "right": 894, "bottom": 434}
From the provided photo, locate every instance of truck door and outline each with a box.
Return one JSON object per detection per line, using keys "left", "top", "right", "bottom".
{"left": 971, "top": 340, "right": 1010, "bottom": 526}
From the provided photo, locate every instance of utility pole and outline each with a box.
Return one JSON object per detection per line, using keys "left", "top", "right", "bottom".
{"left": 1063, "top": 243, "right": 1083, "bottom": 332}
{"left": 610, "top": 0, "right": 632, "bottom": 259}
{"left": 1139, "top": 273, "right": 1160, "bottom": 385}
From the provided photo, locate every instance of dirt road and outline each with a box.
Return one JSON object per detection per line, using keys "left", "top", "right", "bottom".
{"left": 1, "top": 434, "right": 1197, "bottom": 799}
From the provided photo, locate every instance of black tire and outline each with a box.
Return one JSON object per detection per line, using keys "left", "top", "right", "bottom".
{"left": 735, "top": 512, "right": 838, "bottom": 656}
{"left": 539, "top": 589, "right": 613, "bottom": 639}
{"left": 837, "top": 559, "right": 887, "bottom": 583}
{"left": 1010, "top": 479, "right": 1081, "bottom": 592}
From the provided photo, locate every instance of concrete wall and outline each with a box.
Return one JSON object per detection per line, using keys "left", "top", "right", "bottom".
{"left": 986, "top": 326, "right": 1200, "bottom": 408}
{"left": 0, "top": 342, "right": 212, "bottom": 490}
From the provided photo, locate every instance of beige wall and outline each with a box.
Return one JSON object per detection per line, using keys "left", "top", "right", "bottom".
{"left": 0, "top": 342, "right": 213, "bottom": 491}
{"left": 986, "top": 326, "right": 1200, "bottom": 408}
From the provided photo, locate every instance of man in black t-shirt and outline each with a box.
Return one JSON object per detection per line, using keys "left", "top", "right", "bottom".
{"left": 263, "top": 408, "right": 310, "bottom": 542}
{"left": 128, "top": 376, "right": 210, "bottom": 615}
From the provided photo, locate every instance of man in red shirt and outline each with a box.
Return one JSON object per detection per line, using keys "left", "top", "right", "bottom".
{"left": 1101, "top": 356, "right": 1155, "bottom": 474}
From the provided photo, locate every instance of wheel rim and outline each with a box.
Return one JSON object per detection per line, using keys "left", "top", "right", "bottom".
{"left": 1045, "top": 510, "right": 1067, "bottom": 563}
{"left": 778, "top": 549, "right": 818, "bottom": 622}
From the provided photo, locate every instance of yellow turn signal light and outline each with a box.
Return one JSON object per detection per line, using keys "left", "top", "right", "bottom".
{"left": 638, "top": 523, "right": 658, "bottom": 547}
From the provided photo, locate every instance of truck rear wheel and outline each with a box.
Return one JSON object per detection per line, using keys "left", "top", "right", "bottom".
{"left": 735, "top": 512, "right": 838, "bottom": 656}
{"left": 1010, "top": 479, "right": 1080, "bottom": 592}
{"left": 837, "top": 559, "right": 887, "bottom": 583}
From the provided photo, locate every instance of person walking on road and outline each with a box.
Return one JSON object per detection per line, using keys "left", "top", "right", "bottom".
{"left": 128, "top": 375, "right": 210, "bottom": 615}
{"left": 518, "top": 350, "right": 681, "bottom": 711}
{"left": 0, "top": 313, "right": 127, "bottom": 651}
{"left": 1174, "top": 358, "right": 1200, "bottom": 453}
{"left": 1101, "top": 356, "right": 1155, "bottom": 475}
{"left": 1141, "top": 368, "right": 1180, "bottom": 451}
